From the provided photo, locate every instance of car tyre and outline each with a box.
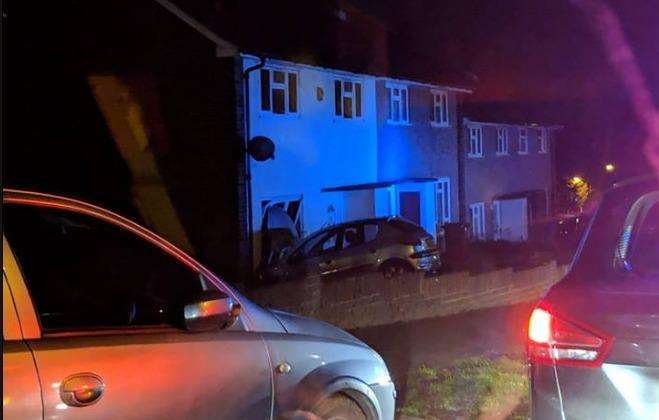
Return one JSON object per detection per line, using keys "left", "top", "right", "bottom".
{"left": 312, "top": 394, "right": 367, "bottom": 420}
{"left": 380, "top": 260, "right": 412, "bottom": 278}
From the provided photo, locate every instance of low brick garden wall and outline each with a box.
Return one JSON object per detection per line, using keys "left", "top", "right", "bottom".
{"left": 249, "top": 261, "right": 568, "bottom": 330}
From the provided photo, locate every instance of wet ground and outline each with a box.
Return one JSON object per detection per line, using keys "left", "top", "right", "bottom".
{"left": 351, "top": 302, "right": 536, "bottom": 402}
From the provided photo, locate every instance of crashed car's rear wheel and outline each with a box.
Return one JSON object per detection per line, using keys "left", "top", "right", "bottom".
{"left": 380, "top": 260, "right": 411, "bottom": 278}
{"left": 312, "top": 394, "right": 367, "bottom": 420}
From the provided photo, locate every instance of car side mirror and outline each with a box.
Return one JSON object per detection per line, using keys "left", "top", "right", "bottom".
{"left": 183, "top": 290, "right": 241, "bottom": 332}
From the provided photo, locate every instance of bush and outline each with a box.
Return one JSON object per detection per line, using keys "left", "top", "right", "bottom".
{"left": 400, "top": 356, "right": 529, "bottom": 419}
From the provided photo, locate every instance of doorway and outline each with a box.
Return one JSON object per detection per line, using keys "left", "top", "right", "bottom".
{"left": 399, "top": 191, "right": 421, "bottom": 225}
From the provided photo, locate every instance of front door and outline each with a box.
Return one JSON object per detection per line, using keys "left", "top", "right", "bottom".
{"left": 399, "top": 191, "right": 421, "bottom": 225}
{"left": 3, "top": 204, "right": 272, "bottom": 419}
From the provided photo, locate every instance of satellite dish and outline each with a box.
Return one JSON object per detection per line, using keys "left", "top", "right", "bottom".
{"left": 247, "top": 136, "right": 275, "bottom": 161}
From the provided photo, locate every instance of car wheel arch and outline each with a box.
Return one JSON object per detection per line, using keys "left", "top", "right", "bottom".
{"left": 284, "top": 364, "right": 383, "bottom": 420}
{"left": 307, "top": 377, "right": 380, "bottom": 420}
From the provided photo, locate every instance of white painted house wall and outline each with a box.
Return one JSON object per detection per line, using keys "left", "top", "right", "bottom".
{"left": 243, "top": 55, "right": 378, "bottom": 263}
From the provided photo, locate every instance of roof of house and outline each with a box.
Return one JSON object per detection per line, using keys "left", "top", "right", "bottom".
{"left": 166, "top": 0, "right": 474, "bottom": 90}
{"left": 462, "top": 100, "right": 567, "bottom": 128}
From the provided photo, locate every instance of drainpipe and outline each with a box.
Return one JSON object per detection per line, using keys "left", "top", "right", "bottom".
{"left": 242, "top": 56, "right": 266, "bottom": 272}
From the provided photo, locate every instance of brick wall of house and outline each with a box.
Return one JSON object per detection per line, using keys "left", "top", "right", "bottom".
{"left": 249, "top": 261, "right": 566, "bottom": 330}
{"left": 462, "top": 122, "right": 555, "bottom": 239}
{"left": 376, "top": 81, "right": 461, "bottom": 221}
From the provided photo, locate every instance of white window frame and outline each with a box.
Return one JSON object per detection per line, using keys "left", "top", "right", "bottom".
{"left": 386, "top": 83, "right": 409, "bottom": 124}
{"left": 518, "top": 128, "right": 529, "bottom": 155}
{"left": 538, "top": 128, "right": 548, "bottom": 154}
{"left": 260, "top": 67, "right": 299, "bottom": 115}
{"left": 469, "top": 202, "right": 486, "bottom": 240}
{"left": 435, "top": 178, "right": 451, "bottom": 223}
{"left": 431, "top": 90, "right": 450, "bottom": 127}
{"left": 468, "top": 126, "right": 483, "bottom": 157}
{"left": 334, "top": 79, "right": 363, "bottom": 119}
{"left": 496, "top": 127, "right": 509, "bottom": 155}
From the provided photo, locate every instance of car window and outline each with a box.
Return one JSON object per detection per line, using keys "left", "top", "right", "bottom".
{"left": 342, "top": 225, "right": 364, "bottom": 250}
{"left": 308, "top": 231, "right": 339, "bottom": 257}
{"left": 630, "top": 200, "right": 659, "bottom": 274}
{"left": 3, "top": 205, "right": 203, "bottom": 331}
{"left": 295, "top": 231, "right": 325, "bottom": 257}
{"left": 364, "top": 223, "right": 379, "bottom": 242}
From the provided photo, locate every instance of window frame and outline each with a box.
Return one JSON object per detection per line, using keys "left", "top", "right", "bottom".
{"left": 469, "top": 202, "right": 486, "bottom": 240}
{"left": 496, "top": 127, "right": 509, "bottom": 155}
{"left": 386, "top": 82, "right": 410, "bottom": 125}
{"left": 260, "top": 67, "right": 299, "bottom": 115}
{"left": 538, "top": 128, "right": 548, "bottom": 154}
{"left": 431, "top": 89, "right": 450, "bottom": 127}
{"left": 518, "top": 127, "right": 529, "bottom": 155}
{"left": 468, "top": 126, "right": 484, "bottom": 158}
{"left": 334, "top": 79, "right": 363, "bottom": 119}
{"left": 436, "top": 178, "right": 451, "bottom": 223}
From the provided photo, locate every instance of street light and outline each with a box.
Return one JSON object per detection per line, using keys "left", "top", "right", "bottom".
{"left": 605, "top": 163, "right": 615, "bottom": 173}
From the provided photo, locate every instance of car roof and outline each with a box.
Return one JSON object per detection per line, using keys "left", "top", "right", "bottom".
{"left": 304, "top": 216, "right": 419, "bottom": 236}
{"left": 610, "top": 174, "right": 659, "bottom": 193}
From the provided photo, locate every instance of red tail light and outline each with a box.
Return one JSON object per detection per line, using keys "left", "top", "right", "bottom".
{"left": 527, "top": 302, "right": 613, "bottom": 368}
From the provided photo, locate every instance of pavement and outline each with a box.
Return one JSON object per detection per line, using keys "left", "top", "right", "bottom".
{"left": 351, "top": 302, "right": 536, "bottom": 401}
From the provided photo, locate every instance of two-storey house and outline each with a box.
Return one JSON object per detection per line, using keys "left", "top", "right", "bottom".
{"left": 462, "top": 118, "right": 560, "bottom": 242}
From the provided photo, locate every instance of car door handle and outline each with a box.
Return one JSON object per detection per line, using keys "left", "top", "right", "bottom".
{"left": 59, "top": 373, "right": 105, "bottom": 407}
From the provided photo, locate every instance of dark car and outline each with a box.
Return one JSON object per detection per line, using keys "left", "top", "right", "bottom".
{"left": 261, "top": 217, "right": 441, "bottom": 283}
{"left": 527, "top": 176, "right": 659, "bottom": 419}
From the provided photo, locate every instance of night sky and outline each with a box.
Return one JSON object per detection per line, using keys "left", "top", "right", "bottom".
{"left": 3, "top": 0, "right": 658, "bottom": 193}
{"left": 356, "top": 0, "right": 659, "bottom": 187}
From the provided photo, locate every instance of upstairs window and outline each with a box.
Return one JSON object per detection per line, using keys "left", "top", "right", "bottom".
{"left": 468, "top": 126, "right": 483, "bottom": 157}
{"left": 518, "top": 127, "right": 529, "bottom": 154}
{"left": 496, "top": 127, "right": 509, "bottom": 155}
{"left": 538, "top": 128, "right": 548, "bottom": 153}
{"left": 260, "top": 68, "right": 298, "bottom": 114}
{"left": 386, "top": 83, "right": 409, "bottom": 124}
{"left": 334, "top": 80, "right": 362, "bottom": 119}
{"left": 431, "top": 90, "right": 449, "bottom": 126}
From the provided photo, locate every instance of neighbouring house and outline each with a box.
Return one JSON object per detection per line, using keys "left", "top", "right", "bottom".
{"left": 374, "top": 78, "right": 469, "bottom": 238}
{"left": 461, "top": 118, "right": 561, "bottom": 242}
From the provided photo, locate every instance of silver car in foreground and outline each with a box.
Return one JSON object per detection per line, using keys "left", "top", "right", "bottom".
{"left": 2, "top": 189, "right": 395, "bottom": 420}
{"left": 528, "top": 176, "right": 659, "bottom": 419}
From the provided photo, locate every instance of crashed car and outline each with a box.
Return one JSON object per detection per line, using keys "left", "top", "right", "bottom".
{"left": 260, "top": 213, "right": 442, "bottom": 283}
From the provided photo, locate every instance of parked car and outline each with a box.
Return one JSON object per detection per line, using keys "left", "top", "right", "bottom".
{"left": 527, "top": 176, "right": 659, "bottom": 419}
{"left": 2, "top": 189, "right": 395, "bottom": 420}
{"left": 261, "top": 217, "right": 441, "bottom": 283}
